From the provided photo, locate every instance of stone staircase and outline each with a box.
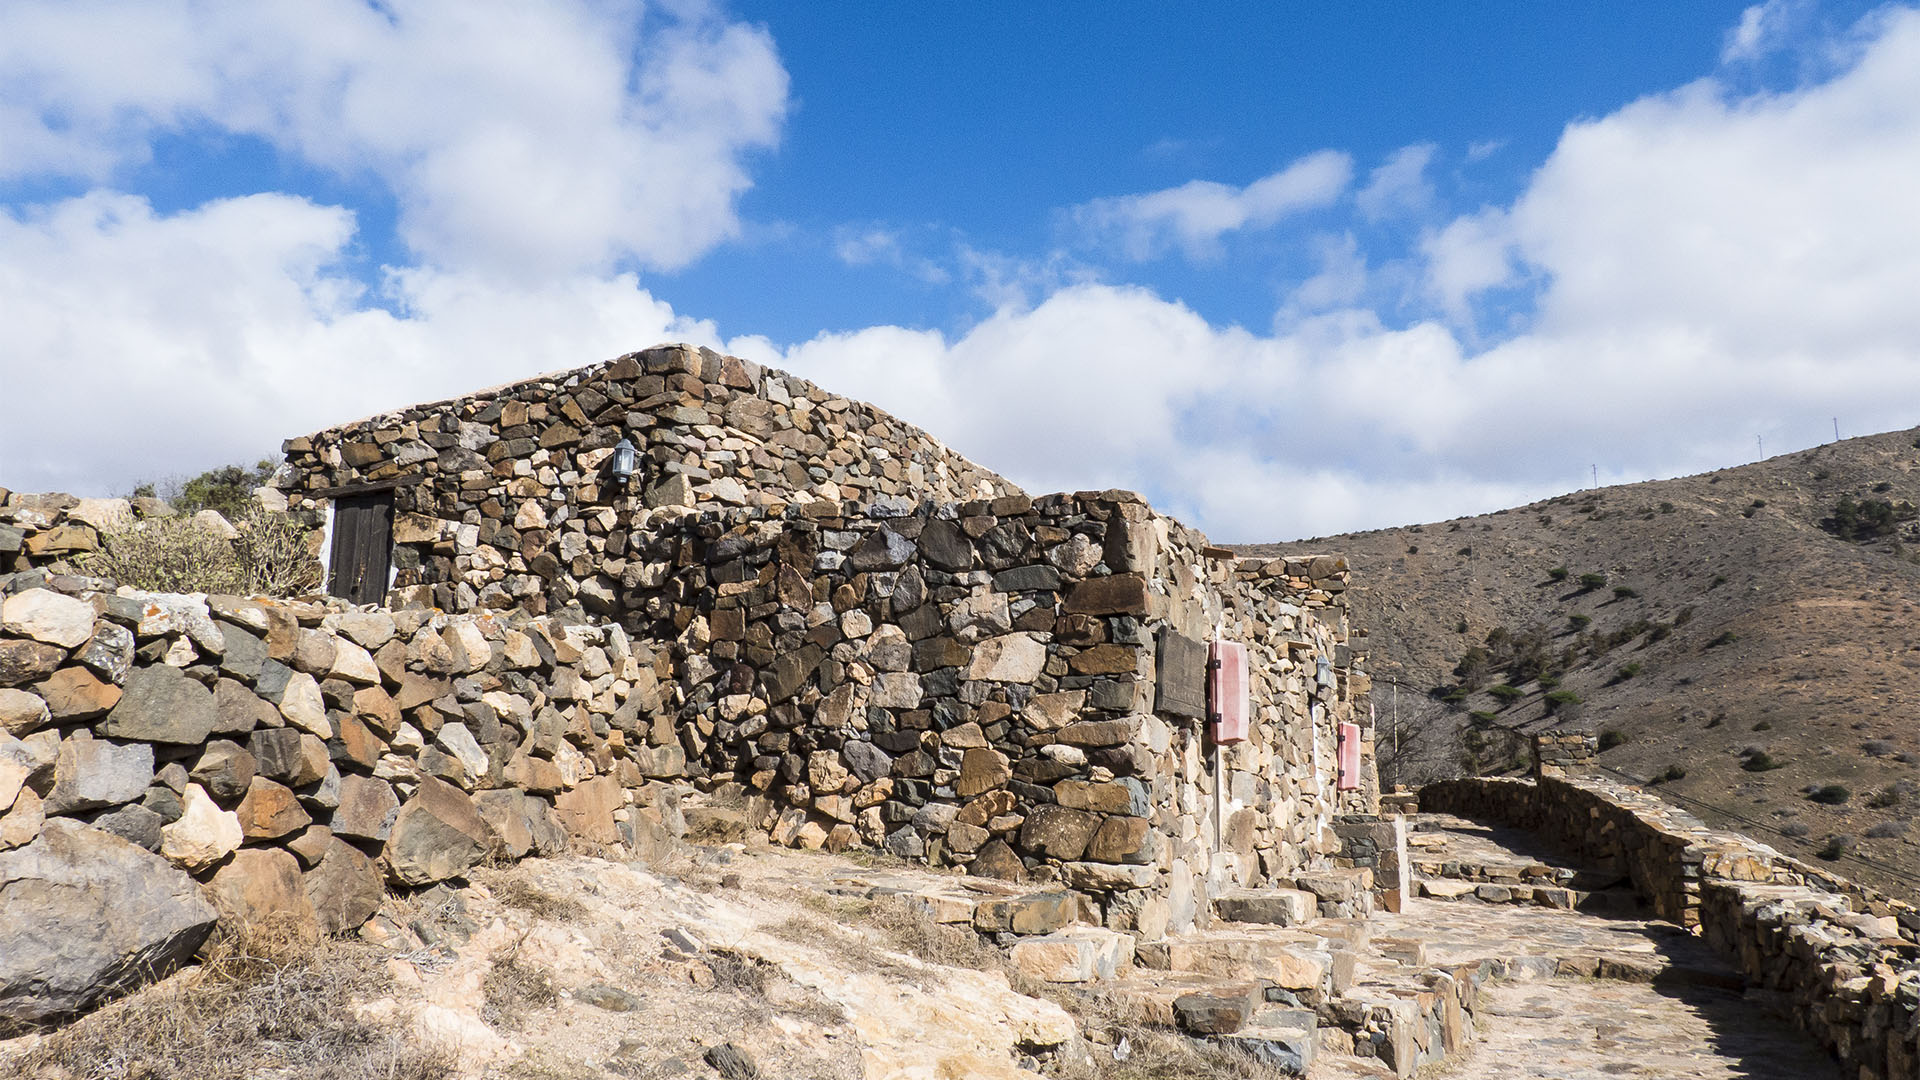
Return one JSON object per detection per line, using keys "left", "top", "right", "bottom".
{"left": 810, "top": 821, "right": 1739, "bottom": 1079}
{"left": 1406, "top": 813, "right": 1646, "bottom": 914}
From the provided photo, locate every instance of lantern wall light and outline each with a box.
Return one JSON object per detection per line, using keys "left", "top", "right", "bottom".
{"left": 609, "top": 437, "right": 637, "bottom": 485}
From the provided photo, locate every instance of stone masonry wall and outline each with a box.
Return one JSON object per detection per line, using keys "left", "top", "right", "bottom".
{"left": 619, "top": 490, "right": 1372, "bottom": 936}
{"left": 281, "top": 343, "right": 1019, "bottom": 618}
{"left": 0, "top": 491, "right": 199, "bottom": 574}
{"left": 1, "top": 568, "right": 685, "bottom": 1022}
{"left": 1419, "top": 773, "right": 1920, "bottom": 1079}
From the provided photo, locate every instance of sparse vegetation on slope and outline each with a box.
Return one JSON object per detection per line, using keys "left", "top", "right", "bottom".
{"left": 1240, "top": 424, "right": 1920, "bottom": 899}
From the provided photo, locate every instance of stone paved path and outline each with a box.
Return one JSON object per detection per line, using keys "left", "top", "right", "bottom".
{"left": 1433, "top": 977, "right": 1844, "bottom": 1079}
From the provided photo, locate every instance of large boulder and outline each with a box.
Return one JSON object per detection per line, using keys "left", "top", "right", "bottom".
{"left": 381, "top": 776, "right": 496, "bottom": 886}
{"left": 0, "top": 820, "right": 217, "bottom": 1033}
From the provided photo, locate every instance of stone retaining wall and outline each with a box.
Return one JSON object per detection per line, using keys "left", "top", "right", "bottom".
{"left": 1, "top": 568, "right": 686, "bottom": 1030}
{"left": 282, "top": 343, "right": 1020, "bottom": 617}
{"left": 619, "top": 491, "right": 1373, "bottom": 936}
{"left": 1418, "top": 773, "right": 1920, "bottom": 1079}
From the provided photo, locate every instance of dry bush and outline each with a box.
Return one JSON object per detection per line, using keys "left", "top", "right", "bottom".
{"left": 81, "top": 506, "right": 319, "bottom": 597}
{"left": 7, "top": 923, "right": 450, "bottom": 1080}
{"left": 706, "top": 950, "right": 772, "bottom": 996}
{"left": 483, "top": 945, "right": 559, "bottom": 1029}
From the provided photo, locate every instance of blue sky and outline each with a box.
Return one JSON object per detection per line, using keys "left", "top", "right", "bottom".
{"left": 4, "top": 1, "right": 1919, "bottom": 541}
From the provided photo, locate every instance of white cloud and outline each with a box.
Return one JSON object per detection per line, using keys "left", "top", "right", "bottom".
{"left": 11, "top": 3, "right": 1920, "bottom": 551}
{"left": 1070, "top": 150, "right": 1352, "bottom": 261}
{"left": 1723, "top": 0, "right": 1808, "bottom": 63}
{"left": 763, "top": 7, "right": 1920, "bottom": 540}
{"left": 1280, "top": 233, "right": 1369, "bottom": 318}
{"left": 0, "top": 191, "right": 721, "bottom": 496}
{"left": 831, "top": 225, "right": 950, "bottom": 284}
{"left": 1355, "top": 144, "right": 1437, "bottom": 222}
{"left": 0, "top": 0, "right": 788, "bottom": 279}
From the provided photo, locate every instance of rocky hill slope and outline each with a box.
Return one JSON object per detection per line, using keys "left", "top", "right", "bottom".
{"left": 1240, "top": 426, "right": 1920, "bottom": 899}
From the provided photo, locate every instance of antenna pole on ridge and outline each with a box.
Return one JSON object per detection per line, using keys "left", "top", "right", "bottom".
{"left": 1834, "top": 417, "right": 1841, "bottom": 442}
{"left": 1757, "top": 434, "right": 1763, "bottom": 458}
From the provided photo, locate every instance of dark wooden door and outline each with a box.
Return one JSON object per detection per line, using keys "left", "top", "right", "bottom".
{"left": 327, "top": 492, "right": 394, "bottom": 606}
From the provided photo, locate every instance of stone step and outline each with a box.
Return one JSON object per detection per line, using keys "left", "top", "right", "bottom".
{"left": 1415, "top": 877, "right": 1645, "bottom": 914}
{"left": 970, "top": 889, "right": 1092, "bottom": 936}
{"left": 1411, "top": 857, "right": 1623, "bottom": 892}
{"left": 1213, "top": 1006, "right": 1317, "bottom": 1075}
{"left": 1135, "top": 933, "right": 1351, "bottom": 995}
{"left": 1213, "top": 887, "right": 1317, "bottom": 927}
{"left": 1095, "top": 972, "right": 1266, "bottom": 1027}
{"left": 1321, "top": 970, "right": 1480, "bottom": 1079}
{"left": 1007, "top": 926, "right": 1135, "bottom": 984}
{"left": 1292, "top": 868, "right": 1375, "bottom": 918}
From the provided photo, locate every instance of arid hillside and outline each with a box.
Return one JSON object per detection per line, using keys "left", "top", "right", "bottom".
{"left": 1240, "top": 426, "right": 1920, "bottom": 899}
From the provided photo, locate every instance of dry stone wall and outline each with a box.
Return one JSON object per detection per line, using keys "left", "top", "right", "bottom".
{"left": 618, "top": 490, "right": 1372, "bottom": 936}
{"left": 0, "top": 569, "right": 684, "bottom": 1029}
{"left": 0, "top": 491, "right": 195, "bottom": 574}
{"left": 1419, "top": 772, "right": 1920, "bottom": 1079}
{"left": 281, "top": 344, "right": 1019, "bottom": 618}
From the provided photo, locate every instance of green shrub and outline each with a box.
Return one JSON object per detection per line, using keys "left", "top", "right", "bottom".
{"left": 1536, "top": 672, "right": 1562, "bottom": 690}
{"left": 1612, "top": 585, "right": 1639, "bottom": 599}
{"left": 1822, "top": 495, "right": 1917, "bottom": 542}
{"left": 1545, "top": 690, "right": 1583, "bottom": 714}
{"left": 1707, "top": 630, "right": 1739, "bottom": 648}
{"left": 1753, "top": 720, "right": 1773, "bottom": 731}
{"left": 1577, "top": 572, "right": 1608, "bottom": 591}
{"left": 1597, "top": 728, "right": 1628, "bottom": 751}
{"left": 1659, "top": 502, "right": 1674, "bottom": 513}
{"left": 81, "top": 506, "right": 318, "bottom": 598}
{"left": 1487, "top": 684, "right": 1524, "bottom": 703}
{"left": 1817, "top": 835, "right": 1854, "bottom": 861}
{"left": 1708, "top": 574, "right": 1728, "bottom": 589}
{"left": 1655, "top": 764, "right": 1687, "bottom": 783}
{"left": 1567, "top": 614, "right": 1591, "bottom": 631}
{"left": 1547, "top": 566, "right": 1569, "bottom": 582}
{"left": 1468, "top": 710, "right": 1498, "bottom": 727}
{"left": 1807, "top": 784, "right": 1851, "bottom": 805}
{"left": 1609, "top": 662, "right": 1643, "bottom": 684}
{"left": 1742, "top": 752, "right": 1787, "bottom": 772}
{"left": 131, "top": 460, "right": 280, "bottom": 518}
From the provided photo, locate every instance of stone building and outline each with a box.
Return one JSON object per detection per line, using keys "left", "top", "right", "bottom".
{"left": 279, "top": 343, "right": 1379, "bottom": 931}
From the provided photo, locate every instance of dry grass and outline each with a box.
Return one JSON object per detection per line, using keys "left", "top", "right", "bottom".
{"left": 765, "top": 911, "right": 927, "bottom": 986}
{"left": 477, "top": 872, "right": 590, "bottom": 923}
{"left": 865, "top": 898, "right": 1011, "bottom": 975}
{"left": 1083, "top": 1027, "right": 1300, "bottom": 1080}
{"left": 482, "top": 943, "right": 559, "bottom": 1030}
{"left": 6, "top": 923, "right": 450, "bottom": 1080}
